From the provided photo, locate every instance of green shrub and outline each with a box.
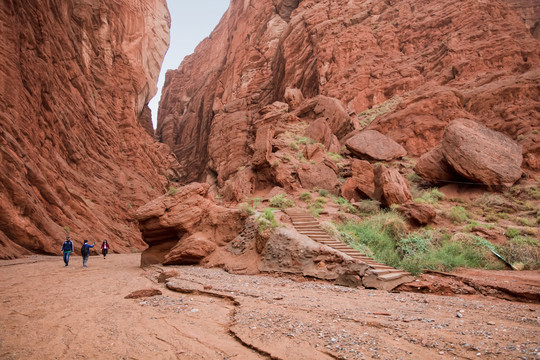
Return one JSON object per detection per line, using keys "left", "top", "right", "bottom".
{"left": 251, "top": 197, "right": 262, "bottom": 208}
{"left": 497, "top": 236, "right": 540, "bottom": 270}
{"left": 63, "top": 226, "right": 71, "bottom": 234}
{"left": 257, "top": 208, "right": 279, "bottom": 233}
{"left": 448, "top": 206, "right": 469, "bottom": 224}
{"left": 168, "top": 186, "right": 178, "bottom": 196}
{"left": 269, "top": 194, "right": 295, "bottom": 209}
{"left": 337, "top": 216, "right": 500, "bottom": 275}
{"left": 299, "top": 192, "right": 312, "bottom": 203}
{"left": 406, "top": 172, "right": 422, "bottom": 184}
{"left": 331, "top": 195, "right": 357, "bottom": 214}
{"left": 312, "top": 197, "right": 327, "bottom": 209}
{"left": 505, "top": 228, "right": 521, "bottom": 239}
{"left": 308, "top": 207, "right": 323, "bottom": 217}
{"left": 288, "top": 142, "right": 299, "bottom": 151}
{"left": 355, "top": 200, "right": 381, "bottom": 214}
{"left": 238, "top": 203, "right": 255, "bottom": 216}
{"left": 318, "top": 189, "right": 329, "bottom": 197}
{"left": 327, "top": 152, "right": 343, "bottom": 162}
{"left": 297, "top": 137, "right": 313, "bottom": 145}
{"left": 422, "top": 188, "right": 445, "bottom": 204}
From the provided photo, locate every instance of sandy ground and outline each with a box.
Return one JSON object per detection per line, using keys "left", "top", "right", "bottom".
{"left": 1, "top": 254, "right": 539, "bottom": 359}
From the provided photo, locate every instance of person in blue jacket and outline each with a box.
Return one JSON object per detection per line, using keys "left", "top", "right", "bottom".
{"left": 81, "top": 240, "right": 95, "bottom": 268}
{"left": 61, "top": 236, "right": 74, "bottom": 266}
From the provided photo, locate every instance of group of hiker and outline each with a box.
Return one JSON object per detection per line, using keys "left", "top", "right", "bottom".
{"left": 61, "top": 236, "right": 110, "bottom": 267}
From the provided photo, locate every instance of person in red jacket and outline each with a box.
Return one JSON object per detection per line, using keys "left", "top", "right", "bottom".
{"left": 101, "top": 239, "right": 110, "bottom": 259}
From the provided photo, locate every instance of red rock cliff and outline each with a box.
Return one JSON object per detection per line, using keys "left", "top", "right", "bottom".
{"left": 157, "top": 0, "right": 540, "bottom": 191}
{"left": 0, "top": 0, "right": 176, "bottom": 258}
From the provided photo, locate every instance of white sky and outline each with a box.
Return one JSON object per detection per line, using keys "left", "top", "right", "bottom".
{"left": 148, "top": 1, "right": 230, "bottom": 128}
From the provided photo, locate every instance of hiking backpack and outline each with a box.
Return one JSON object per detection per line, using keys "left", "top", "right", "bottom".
{"left": 81, "top": 244, "right": 88, "bottom": 257}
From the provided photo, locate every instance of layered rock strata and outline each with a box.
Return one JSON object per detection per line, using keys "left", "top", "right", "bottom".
{"left": 0, "top": 0, "right": 175, "bottom": 258}
{"left": 158, "top": 0, "right": 540, "bottom": 199}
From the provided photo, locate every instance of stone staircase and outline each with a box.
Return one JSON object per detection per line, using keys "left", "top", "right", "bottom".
{"left": 284, "top": 209, "right": 414, "bottom": 291}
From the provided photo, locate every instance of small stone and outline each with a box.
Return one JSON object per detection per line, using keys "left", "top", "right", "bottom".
{"left": 456, "top": 312, "right": 463, "bottom": 318}
{"left": 487, "top": 321, "right": 495, "bottom": 325}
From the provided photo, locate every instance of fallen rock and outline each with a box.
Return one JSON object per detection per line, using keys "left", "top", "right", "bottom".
{"left": 345, "top": 130, "right": 407, "bottom": 161}
{"left": 341, "top": 160, "right": 375, "bottom": 201}
{"left": 259, "top": 228, "right": 368, "bottom": 282}
{"left": 163, "top": 233, "right": 217, "bottom": 265}
{"left": 125, "top": 289, "right": 163, "bottom": 299}
{"left": 441, "top": 119, "right": 523, "bottom": 187}
{"left": 284, "top": 87, "right": 305, "bottom": 110}
{"left": 396, "top": 202, "right": 437, "bottom": 225}
{"left": 293, "top": 95, "right": 352, "bottom": 138}
{"left": 304, "top": 118, "right": 340, "bottom": 152}
{"left": 373, "top": 165, "right": 413, "bottom": 206}
{"left": 414, "top": 144, "right": 457, "bottom": 184}
{"left": 297, "top": 162, "right": 340, "bottom": 195}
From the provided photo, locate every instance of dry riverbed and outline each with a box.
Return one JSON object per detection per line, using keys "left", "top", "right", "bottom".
{"left": 0, "top": 254, "right": 539, "bottom": 359}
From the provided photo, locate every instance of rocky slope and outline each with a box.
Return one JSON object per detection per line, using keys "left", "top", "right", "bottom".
{"left": 0, "top": 0, "right": 177, "bottom": 258}
{"left": 157, "top": 0, "right": 540, "bottom": 196}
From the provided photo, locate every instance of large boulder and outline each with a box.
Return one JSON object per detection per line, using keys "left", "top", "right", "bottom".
{"left": 414, "top": 144, "right": 457, "bottom": 184}
{"left": 373, "top": 165, "right": 413, "bottom": 207}
{"left": 293, "top": 96, "right": 352, "bottom": 138}
{"left": 135, "top": 183, "right": 245, "bottom": 266}
{"left": 340, "top": 160, "right": 375, "bottom": 201}
{"left": 441, "top": 119, "right": 523, "bottom": 188}
{"left": 163, "top": 233, "right": 217, "bottom": 265}
{"left": 345, "top": 130, "right": 407, "bottom": 161}
{"left": 396, "top": 202, "right": 437, "bottom": 225}
{"left": 259, "top": 228, "right": 368, "bottom": 282}
{"left": 297, "top": 162, "right": 340, "bottom": 195}
{"left": 304, "top": 118, "right": 341, "bottom": 152}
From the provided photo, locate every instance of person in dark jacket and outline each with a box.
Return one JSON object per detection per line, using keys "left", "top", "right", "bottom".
{"left": 61, "top": 236, "right": 74, "bottom": 267}
{"left": 81, "top": 240, "right": 95, "bottom": 268}
{"left": 101, "top": 239, "right": 110, "bottom": 259}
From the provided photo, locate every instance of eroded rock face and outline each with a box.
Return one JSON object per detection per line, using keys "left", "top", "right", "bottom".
{"left": 0, "top": 0, "right": 174, "bottom": 259}
{"left": 135, "top": 183, "right": 245, "bottom": 266}
{"left": 441, "top": 119, "right": 523, "bottom": 188}
{"left": 158, "top": 0, "right": 539, "bottom": 197}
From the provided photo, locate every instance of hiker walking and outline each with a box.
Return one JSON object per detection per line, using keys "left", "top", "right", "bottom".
{"left": 101, "top": 239, "right": 110, "bottom": 259}
{"left": 81, "top": 240, "right": 95, "bottom": 268}
{"left": 61, "top": 236, "right": 74, "bottom": 267}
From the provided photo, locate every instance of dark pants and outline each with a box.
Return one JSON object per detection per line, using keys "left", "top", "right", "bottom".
{"left": 63, "top": 251, "right": 71, "bottom": 266}
{"left": 102, "top": 249, "right": 108, "bottom": 257}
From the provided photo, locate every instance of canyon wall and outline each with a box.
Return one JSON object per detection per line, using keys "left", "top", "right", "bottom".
{"left": 157, "top": 0, "right": 540, "bottom": 192}
{"left": 0, "top": 0, "right": 176, "bottom": 258}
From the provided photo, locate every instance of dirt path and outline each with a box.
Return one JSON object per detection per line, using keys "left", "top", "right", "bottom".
{"left": 1, "top": 254, "right": 539, "bottom": 359}
{"left": 0, "top": 254, "right": 262, "bottom": 359}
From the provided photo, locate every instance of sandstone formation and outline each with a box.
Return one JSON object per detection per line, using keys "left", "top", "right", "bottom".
{"left": 258, "top": 228, "right": 368, "bottom": 282}
{"left": 135, "top": 183, "right": 244, "bottom": 267}
{"left": 414, "top": 144, "right": 457, "bottom": 185}
{"left": 373, "top": 165, "right": 413, "bottom": 207}
{"left": 345, "top": 130, "right": 407, "bottom": 161}
{"left": 157, "top": 0, "right": 540, "bottom": 204}
{"left": 396, "top": 202, "right": 437, "bottom": 225}
{"left": 341, "top": 160, "right": 375, "bottom": 201}
{"left": 0, "top": 0, "right": 176, "bottom": 258}
{"left": 441, "top": 119, "right": 523, "bottom": 188}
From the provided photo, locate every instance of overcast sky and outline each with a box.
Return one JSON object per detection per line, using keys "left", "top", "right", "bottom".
{"left": 148, "top": 1, "right": 230, "bottom": 128}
